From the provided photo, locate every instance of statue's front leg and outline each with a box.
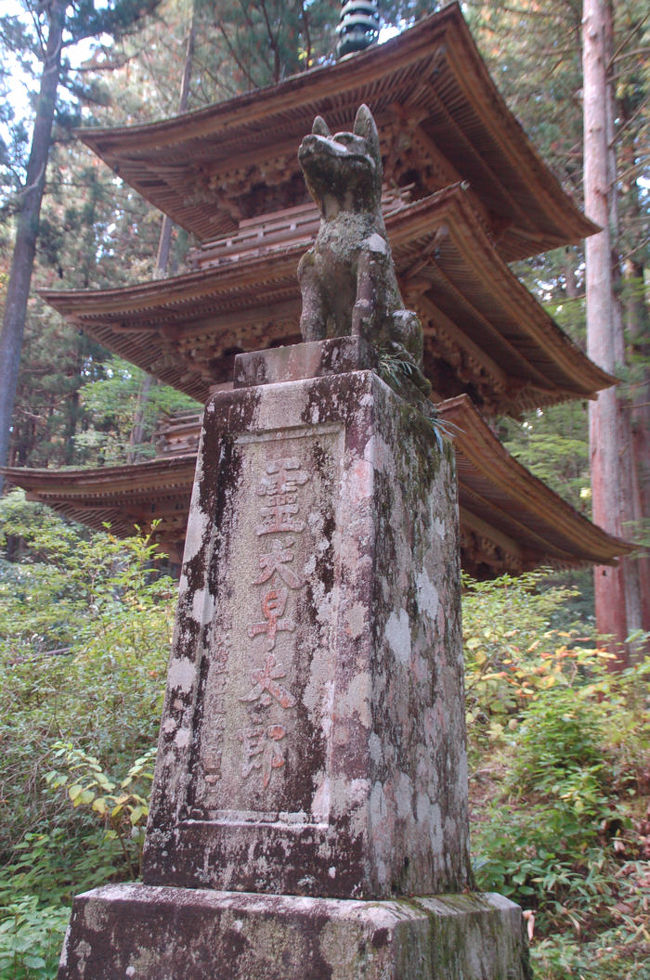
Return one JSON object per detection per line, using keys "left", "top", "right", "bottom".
{"left": 351, "top": 249, "right": 379, "bottom": 341}
{"left": 298, "top": 250, "right": 326, "bottom": 342}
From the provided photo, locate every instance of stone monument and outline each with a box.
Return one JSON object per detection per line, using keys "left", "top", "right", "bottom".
{"left": 58, "top": 107, "right": 531, "bottom": 979}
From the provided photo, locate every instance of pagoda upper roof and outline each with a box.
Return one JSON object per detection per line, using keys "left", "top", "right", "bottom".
{"left": 77, "top": 2, "right": 596, "bottom": 262}
{"left": 2, "top": 395, "right": 630, "bottom": 577}
{"left": 41, "top": 187, "right": 614, "bottom": 417}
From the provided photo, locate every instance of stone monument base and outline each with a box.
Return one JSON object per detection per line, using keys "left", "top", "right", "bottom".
{"left": 59, "top": 883, "right": 530, "bottom": 979}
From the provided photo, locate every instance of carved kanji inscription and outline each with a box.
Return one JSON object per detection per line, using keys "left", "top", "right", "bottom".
{"left": 187, "top": 425, "right": 341, "bottom": 821}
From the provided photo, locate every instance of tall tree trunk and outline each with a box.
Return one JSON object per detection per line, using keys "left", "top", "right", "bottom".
{"left": 128, "top": 15, "right": 196, "bottom": 462}
{"left": 582, "top": 0, "right": 645, "bottom": 662}
{"left": 0, "top": 0, "right": 66, "bottom": 492}
{"left": 621, "top": 90, "right": 650, "bottom": 636}
{"left": 563, "top": 248, "right": 580, "bottom": 300}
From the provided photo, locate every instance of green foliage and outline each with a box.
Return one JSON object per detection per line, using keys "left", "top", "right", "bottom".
{"left": 531, "top": 875, "right": 650, "bottom": 979}
{"left": 0, "top": 826, "right": 121, "bottom": 910}
{"left": 45, "top": 743, "right": 155, "bottom": 878}
{"left": 0, "top": 896, "right": 70, "bottom": 980}
{"left": 463, "top": 570, "right": 583, "bottom": 737}
{"left": 0, "top": 488, "right": 175, "bottom": 653}
{"left": 0, "top": 498, "right": 174, "bottom": 976}
{"left": 0, "top": 495, "right": 175, "bottom": 977}
{"left": 199, "top": 0, "right": 339, "bottom": 94}
{"left": 76, "top": 356, "right": 199, "bottom": 464}
{"left": 464, "top": 572, "right": 650, "bottom": 971}
{"left": 513, "top": 686, "right": 606, "bottom": 796}
{"left": 0, "top": 492, "right": 174, "bottom": 906}
{"left": 499, "top": 403, "right": 591, "bottom": 514}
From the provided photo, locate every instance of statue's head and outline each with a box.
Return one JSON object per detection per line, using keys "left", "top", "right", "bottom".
{"left": 298, "top": 104, "right": 383, "bottom": 215}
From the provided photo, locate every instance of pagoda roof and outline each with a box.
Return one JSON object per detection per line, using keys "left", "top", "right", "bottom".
{"left": 41, "top": 188, "right": 614, "bottom": 417}
{"left": 77, "top": 3, "right": 596, "bottom": 263}
{"left": 441, "top": 396, "right": 631, "bottom": 577}
{"left": 3, "top": 456, "right": 197, "bottom": 565}
{"left": 2, "top": 395, "right": 630, "bottom": 578}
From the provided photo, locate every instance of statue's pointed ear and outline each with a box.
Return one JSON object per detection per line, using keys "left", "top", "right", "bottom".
{"left": 353, "top": 104, "right": 380, "bottom": 159}
{"left": 312, "top": 115, "right": 330, "bottom": 137}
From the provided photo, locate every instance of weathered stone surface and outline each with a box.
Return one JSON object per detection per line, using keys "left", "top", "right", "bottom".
{"left": 233, "top": 336, "right": 377, "bottom": 389}
{"left": 59, "top": 884, "right": 531, "bottom": 980}
{"left": 142, "top": 362, "right": 471, "bottom": 899}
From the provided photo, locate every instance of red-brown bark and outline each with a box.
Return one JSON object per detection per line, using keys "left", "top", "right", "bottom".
{"left": 582, "top": 0, "right": 647, "bottom": 661}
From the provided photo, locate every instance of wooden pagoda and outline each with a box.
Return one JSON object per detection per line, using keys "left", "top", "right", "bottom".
{"left": 40, "top": 186, "right": 612, "bottom": 415}
{"left": 2, "top": 2, "right": 630, "bottom": 577}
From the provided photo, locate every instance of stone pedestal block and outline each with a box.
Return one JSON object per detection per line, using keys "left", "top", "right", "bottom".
{"left": 59, "top": 884, "right": 531, "bottom": 980}
{"left": 232, "top": 335, "right": 378, "bottom": 389}
{"left": 142, "top": 355, "right": 471, "bottom": 899}
{"left": 58, "top": 341, "right": 530, "bottom": 978}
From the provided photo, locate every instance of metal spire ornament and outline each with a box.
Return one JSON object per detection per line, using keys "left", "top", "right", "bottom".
{"left": 336, "top": 0, "right": 380, "bottom": 58}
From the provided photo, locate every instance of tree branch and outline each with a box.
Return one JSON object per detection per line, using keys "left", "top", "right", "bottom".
{"left": 257, "top": 0, "right": 280, "bottom": 82}
{"left": 608, "top": 10, "right": 650, "bottom": 68}
{"left": 215, "top": 21, "right": 259, "bottom": 90}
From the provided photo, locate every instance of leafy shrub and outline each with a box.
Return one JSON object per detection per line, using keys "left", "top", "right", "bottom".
{"left": 45, "top": 743, "right": 156, "bottom": 879}
{"left": 0, "top": 492, "right": 174, "bottom": 859}
{"left": 513, "top": 686, "right": 607, "bottom": 797}
{"left": 462, "top": 570, "right": 584, "bottom": 740}
{"left": 531, "top": 859, "right": 650, "bottom": 978}
{"left": 0, "top": 492, "right": 175, "bottom": 977}
{"left": 472, "top": 797, "right": 616, "bottom": 923}
{"left": 464, "top": 572, "right": 649, "bottom": 966}
{"left": 0, "top": 826, "right": 120, "bottom": 910}
{"left": 0, "top": 897, "right": 70, "bottom": 980}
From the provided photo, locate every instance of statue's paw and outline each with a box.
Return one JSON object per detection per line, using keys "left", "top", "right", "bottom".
{"left": 392, "top": 309, "right": 424, "bottom": 363}
{"left": 352, "top": 299, "right": 374, "bottom": 338}
{"left": 297, "top": 249, "right": 316, "bottom": 279}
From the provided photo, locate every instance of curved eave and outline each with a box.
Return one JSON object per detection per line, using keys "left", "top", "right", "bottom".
{"left": 438, "top": 395, "right": 631, "bottom": 570}
{"left": 1, "top": 456, "right": 197, "bottom": 497}
{"left": 0, "top": 457, "right": 196, "bottom": 545}
{"left": 40, "top": 189, "right": 615, "bottom": 414}
{"left": 77, "top": 3, "right": 596, "bottom": 260}
{"left": 393, "top": 190, "right": 614, "bottom": 406}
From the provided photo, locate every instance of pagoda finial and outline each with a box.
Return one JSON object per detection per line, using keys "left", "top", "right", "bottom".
{"left": 336, "top": 0, "right": 380, "bottom": 58}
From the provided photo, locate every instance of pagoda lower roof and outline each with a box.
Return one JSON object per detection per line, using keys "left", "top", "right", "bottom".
{"left": 41, "top": 188, "right": 613, "bottom": 418}
{"left": 2, "top": 395, "right": 630, "bottom": 578}
{"left": 3, "top": 455, "right": 197, "bottom": 565}
{"left": 78, "top": 3, "right": 596, "bottom": 263}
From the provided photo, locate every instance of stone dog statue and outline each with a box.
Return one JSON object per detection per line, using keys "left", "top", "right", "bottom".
{"left": 297, "top": 104, "right": 431, "bottom": 396}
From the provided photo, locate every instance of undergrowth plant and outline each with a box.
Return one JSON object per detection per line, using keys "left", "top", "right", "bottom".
{"left": 464, "top": 572, "right": 650, "bottom": 977}
{"left": 0, "top": 491, "right": 175, "bottom": 978}
{"left": 45, "top": 744, "right": 156, "bottom": 879}
{"left": 0, "top": 898, "right": 70, "bottom": 980}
